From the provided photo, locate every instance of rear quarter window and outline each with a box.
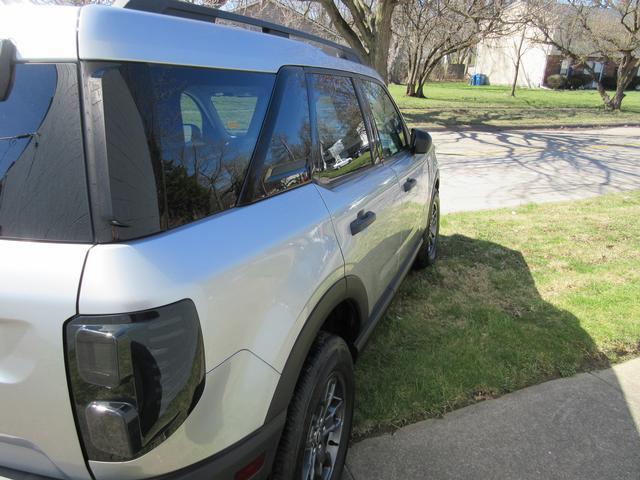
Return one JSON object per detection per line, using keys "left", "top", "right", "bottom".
{"left": 0, "top": 63, "right": 91, "bottom": 242}
{"left": 92, "top": 63, "right": 275, "bottom": 241}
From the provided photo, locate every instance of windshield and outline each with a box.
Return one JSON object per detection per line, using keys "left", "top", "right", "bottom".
{"left": 0, "top": 63, "right": 91, "bottom": 242}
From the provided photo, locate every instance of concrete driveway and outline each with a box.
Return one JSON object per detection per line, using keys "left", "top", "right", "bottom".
{"left": 432, "top": 127, "right": 640, "bottom": 213}
{"left": 345, "top": 358, "right": 640, "bottom": 480}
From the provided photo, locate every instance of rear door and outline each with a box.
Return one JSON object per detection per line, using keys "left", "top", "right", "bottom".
{"left": 359, "top": 80, "right": 431, "bottom": 265}
{"left": 308, "top": 72, "right": 404, "bottom": 317}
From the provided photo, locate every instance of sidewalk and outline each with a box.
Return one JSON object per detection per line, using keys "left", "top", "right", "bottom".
{"left": 345, "top": 358, "right": 640, "bottom": 480}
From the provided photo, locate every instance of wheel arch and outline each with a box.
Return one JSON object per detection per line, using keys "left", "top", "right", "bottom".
{"left": 264, "top": 275, "right": 368, "bottom": 423}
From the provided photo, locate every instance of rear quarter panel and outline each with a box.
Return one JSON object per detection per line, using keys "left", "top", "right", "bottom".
{"left": 0, "top": 240, "right": 91, "bottom": 479}
{"left": 78, "top": 184, "right": 344, "bottom": 475}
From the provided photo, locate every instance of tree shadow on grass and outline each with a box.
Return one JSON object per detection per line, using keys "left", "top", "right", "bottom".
{"left": 353, "top": 234, "right": 640, "bottom": 477}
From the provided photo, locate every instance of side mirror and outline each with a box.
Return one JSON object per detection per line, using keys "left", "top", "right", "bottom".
{"left": 411, "top": 128, "right": 432, "bottom": 155}
{"left": 0, "top": 40, "right": 16, "bottom": 102}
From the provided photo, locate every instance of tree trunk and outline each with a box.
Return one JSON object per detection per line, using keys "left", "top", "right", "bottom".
{"left": 511, "top": 57, "right": 521, "bottom": 97}
{"left": 371, "top": 0, "right": 397, "bottom": 83}
{"left": 510, "top": 30, "right": 526, "bottom": 97}
{"left": 609, "top": 54, "right": 639, "bottom": 110}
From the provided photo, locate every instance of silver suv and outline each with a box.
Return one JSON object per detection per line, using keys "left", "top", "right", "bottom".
{"left": 0, "top": 1, "right": 440, "bottom": 479}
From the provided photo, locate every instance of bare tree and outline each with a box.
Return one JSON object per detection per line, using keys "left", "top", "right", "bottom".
{"left": 510, "top": 28, "right": 527, "bottom": 96}
{"left": 398, "top": 0, "right": 507, "bottom": 98}
{"left": 532, "top": 0, "right": 640, "bottom": 110}
{"left": 29, "top": 0, "right": 227, "bottom": 5}
{"left": 304, "top": 0, "right": 399, "bottom": 82}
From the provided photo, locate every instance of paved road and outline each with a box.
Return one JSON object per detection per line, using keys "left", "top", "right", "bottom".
{"left": 345, "top": 358, "right": 640, "bottom": 480}
{"left": 431, "top": 127, "right": 640, "bottom": 213}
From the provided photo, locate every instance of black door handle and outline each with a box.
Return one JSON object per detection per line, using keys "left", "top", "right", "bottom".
{"left": 350, "top": 210, "right": 376, "bottom": 236}
{"left": 404, "top": 178, "right": 417, "bottom": 192}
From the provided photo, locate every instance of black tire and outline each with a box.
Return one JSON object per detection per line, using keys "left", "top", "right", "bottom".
{"left": 272, "top": 332, "right": 354, "bottom": 480}
{"left": 414, "top": 190, "right": 440, "bottom": 269}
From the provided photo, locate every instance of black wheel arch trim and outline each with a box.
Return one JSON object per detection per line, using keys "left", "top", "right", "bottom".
{"left": 264, "top": 275, "right": 368, "bottom": 423}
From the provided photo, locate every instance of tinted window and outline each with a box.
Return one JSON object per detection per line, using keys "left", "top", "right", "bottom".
{"left": 211, "top": 94, "right": 257, "bottom": 135}
{"left": 361, "top": 81, "right": 407, "bottom": 157}
{"left": 242, "top": 68, "right": 311, "bottom": 201}
{"left": 309, "top": 75, "right": 372, "bottom": 181}
{"left": 0, "top": 63, "right": 91, "bottom": 242}
{"left": 98, "top": 63, "right": 275, "bottom": 238}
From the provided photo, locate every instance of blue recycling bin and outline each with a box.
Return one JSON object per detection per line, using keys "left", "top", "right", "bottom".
{"left": 469, "top": 73, "right": 487, "bottom": 86}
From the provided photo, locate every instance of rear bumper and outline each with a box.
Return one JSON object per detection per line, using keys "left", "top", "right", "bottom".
{"left": 153, "top": 410, "right": 285, "bottom": 480}
{"left": 0, "top": 411, "right": 285, "bottom": 480}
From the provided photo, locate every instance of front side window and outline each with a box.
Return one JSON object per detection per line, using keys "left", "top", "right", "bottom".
{"left": 361, "top": 81, "right": 407, "bottom": 158}
{"left": 96, "top": 63, "right": 275, "bottom": 239}
{"left": 0, "top": 63, "right": 91, "bottom": 242}
{"left": 309, "top": 74, "right": 373, "bottom": 181}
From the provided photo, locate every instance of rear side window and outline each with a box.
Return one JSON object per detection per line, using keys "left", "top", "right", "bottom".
{"left": 0, "top": 63, "right": 91, "bottom": 242}
{"left": 309, "top": 74, "right": 373, "bottom": 181}
{"left": 95, "top": 63, "right": 275, "bottom": 239}
{"left": 361, "top": 81, "right": 407, "bottom": 158}
{"left": 241, "top": 67, "right": 311, "bottom": 201}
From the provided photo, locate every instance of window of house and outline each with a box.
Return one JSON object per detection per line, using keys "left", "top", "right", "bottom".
{"left": 309, "top": 74, "right": 373, "bottom": 181}
{"left": 360, "top": 80, "right": 408, "bottom": 158}
{"left": 560, "top": 59, "right": 569, "bottom": 75}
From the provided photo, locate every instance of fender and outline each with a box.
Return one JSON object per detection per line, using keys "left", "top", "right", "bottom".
{"left": 264, "top": 275, "right": 368, "bottom": 423}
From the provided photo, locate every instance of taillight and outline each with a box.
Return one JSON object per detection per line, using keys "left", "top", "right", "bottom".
{"left": 65, "top": 299, "right": 206, "bottom": 461}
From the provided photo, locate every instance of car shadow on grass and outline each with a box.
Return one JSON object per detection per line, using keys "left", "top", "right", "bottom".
{"left": 354, "top": 234, "right": 638, "bottom": 441}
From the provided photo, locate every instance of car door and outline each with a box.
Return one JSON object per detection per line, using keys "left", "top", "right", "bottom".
{"left": 308, "top": 71, "right": 404, "bottom": 317}
{"left": 359, "top": 79, "right": 431, "bottom": 265}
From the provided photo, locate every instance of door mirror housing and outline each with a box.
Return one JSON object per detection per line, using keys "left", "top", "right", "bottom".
{"left": 411, "top": 128, "right": 432, "bottom": 155}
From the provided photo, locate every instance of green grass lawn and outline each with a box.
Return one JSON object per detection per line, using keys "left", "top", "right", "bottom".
{"left": 353, "top": 190, "right": 640, "bottom": 438}
{"left": 390, "top": 82, "right": 640, "bottom": 129}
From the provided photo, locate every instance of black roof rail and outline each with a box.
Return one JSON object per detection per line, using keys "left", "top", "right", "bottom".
{"left": 115, "top": 0, "right": 363, "bottom": 65}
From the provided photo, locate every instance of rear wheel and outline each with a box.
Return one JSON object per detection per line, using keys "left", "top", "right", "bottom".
{"left": 414, "top": 190, "right": 440, "bottom": 269}
{"left": 272, "top": 333, "right": 354, "bottom": 480}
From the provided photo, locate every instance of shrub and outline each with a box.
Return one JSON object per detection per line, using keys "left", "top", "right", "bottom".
{"left": 567, "top": 73, "right": 591, "bottom": 89}
{"left": 547, "top": 74, "right": 567, "bottom": 89}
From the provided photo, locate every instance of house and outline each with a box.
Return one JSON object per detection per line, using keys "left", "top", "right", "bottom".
{"left": 471, "top": 2, "right": 640, "bottom": 89}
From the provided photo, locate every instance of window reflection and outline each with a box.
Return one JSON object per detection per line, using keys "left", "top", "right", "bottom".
{"left": 309, "top": 75, "right": 373, "bottom": 181}
{"left": 0, "top": 64, "right": 91, "bottom": 242}
{"left": 258, "top": 68, "right": 311, "bottom": 197}
{"left": 361, "top": 81, "right": 407, "bottom": 158}
{"left": 101, "top": 63, "right": 275, "bottom": 236}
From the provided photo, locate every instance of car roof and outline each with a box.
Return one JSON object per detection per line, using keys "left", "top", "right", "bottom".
{"left": 0, "top": 4, "right": 382, "bottom": 81}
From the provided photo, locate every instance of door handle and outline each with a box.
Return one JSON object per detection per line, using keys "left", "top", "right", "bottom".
{"left": 350, "top": 210, "right": 376, "bottom": 236}
{"left": 403, "top": 178, "right": 417, "bottom": 192}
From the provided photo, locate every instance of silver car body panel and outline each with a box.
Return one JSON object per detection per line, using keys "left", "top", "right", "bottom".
{"left": 0, "top": 241, "right": 91, "bottom": 480}
{"left": 313, "top": 164, "right": 404, "bottom": 315}
{"left": 387, "top": 151, "right": 432, "bottom": 262}
{"left": 0, "top": 6, "right": 79, "bottom": 62}
{"left": 77, "top": 6, "right": 381, "bottom": 79}
{"left": 80, "top": 183, "right": 343, "bottom": 376}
